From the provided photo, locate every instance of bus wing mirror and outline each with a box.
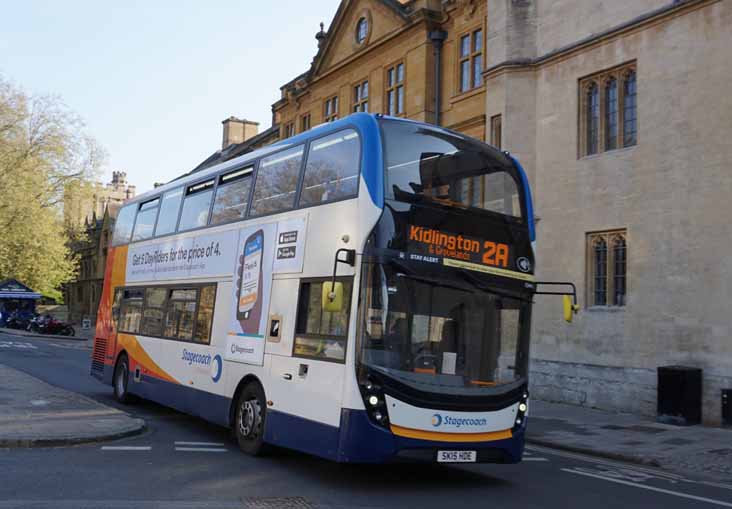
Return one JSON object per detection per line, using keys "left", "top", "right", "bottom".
{"left": 563, "top": 294, "right": 580, "bottom": 323}
{"left": 563, "top": 295, "right": 573, "bottom": 323}
{"left": 322, "top": 282, "right": 344, "bottom": 313}
{"left": 534, "top": 282, "right": 579, "bottom": 323}
{"left": 323, "top": 248, "right": 355, "bottom": 313}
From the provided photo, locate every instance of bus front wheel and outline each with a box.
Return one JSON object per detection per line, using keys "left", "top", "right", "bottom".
{"left": 235, "top": 383, "right": 267, "bottom": 456}
{"left": 113, "top": 353, "right": 132, "bottom": 404}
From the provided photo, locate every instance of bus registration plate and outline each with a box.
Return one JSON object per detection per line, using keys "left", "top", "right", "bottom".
{"left": 437, "top": 450, "right": 476, "bottom": 463}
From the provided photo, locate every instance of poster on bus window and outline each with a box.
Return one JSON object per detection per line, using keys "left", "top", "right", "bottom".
{"left": 126, "top": 231, "right": 237, "bottom": 282}
{"left": 225, "top": 223, "right": 276, "bottom": 366}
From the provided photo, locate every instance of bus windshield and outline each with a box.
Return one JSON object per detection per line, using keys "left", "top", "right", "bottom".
{"left": 358, "top": 262, "right": 529, "bottom": 395}
{"left": 381, "top": 119, "right": 523, "bottom": 219}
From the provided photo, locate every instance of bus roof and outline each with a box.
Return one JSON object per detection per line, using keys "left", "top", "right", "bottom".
{"left": 128, "top": 113, "right": 383, "bottom": 207}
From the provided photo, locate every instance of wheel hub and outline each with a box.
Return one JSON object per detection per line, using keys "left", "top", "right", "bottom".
{"left": 239, "top": 398, "right": 261, "bottom": 438}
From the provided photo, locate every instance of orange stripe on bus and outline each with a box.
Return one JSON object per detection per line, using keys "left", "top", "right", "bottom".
{"left": 117, "top": 334, "right": 178, "bottom": 384}
{"left": 390, "top": 424, "right": 512, "bottom": 443}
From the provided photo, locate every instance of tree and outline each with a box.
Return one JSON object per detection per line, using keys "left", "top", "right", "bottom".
{"left": 0, "top": 75, "right": 104, "bottom": 301}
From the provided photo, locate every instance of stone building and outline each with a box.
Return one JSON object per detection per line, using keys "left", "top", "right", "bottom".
{"left": 64, "top": 171, "right": 136, "bottom": 228}
{"left": 274, "top": 0, "right": 491, "bottom": 142}
{"left": 65, "top": 204, "right": 119, "bottom": 325}
{"left": 485, "top": 0, "right": 732, "bottom": 423}
{"left": 64, "top": 172, "right": 136, "bottom": 325}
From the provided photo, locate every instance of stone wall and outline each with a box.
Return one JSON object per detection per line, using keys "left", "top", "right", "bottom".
{"left": 488, "top": 0, "right": 732, "bottom": 424}
{"left": 535, "top": 0, "right": 668, "bottom": 55}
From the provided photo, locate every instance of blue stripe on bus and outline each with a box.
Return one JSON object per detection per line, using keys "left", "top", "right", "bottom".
{"left": 509, "top": 155, "right": 536, "bottom": 242}
{"left": 264, "top": 410, "right": 341, "bottom": 461}
{"left": 355, "top": 115, "right": 385, "bottom": 208}
{"left": 133, "top": 375, "right": 231, "bottom": 428}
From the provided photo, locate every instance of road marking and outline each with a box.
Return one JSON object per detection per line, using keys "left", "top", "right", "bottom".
{"left": 523, "top": 457, "right": 549, "bottom": 462}
{"left": 562, "top": 468, "right": 732, "bottom": 507}
{"left": 174, "top": 441, "right": 225, "bottom": 446}
{"left": 527, "top": 445, "right": 685, "bottom": 481}
{"left": 174, "top": 447, "right": 227, "bottom": 452}
{"left": 101, "top": 446, "right": 151, "bottom": 451}
{"left": 49, "top": 343, "right": 88, "bottom": 350}
{"left": 703, "top": 481, "right": 732, "bottom": 492}
{"left": 0, "top": 341, "right": 37, "bottom": 349}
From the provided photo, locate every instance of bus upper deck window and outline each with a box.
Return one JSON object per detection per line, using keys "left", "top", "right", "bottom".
{"left": 211, "top": 166, "right": 253, "bottom": 225}
{"left": 250, "top": 146, "right": 303, "bottom": 217}
{"left": 178, "top": 179, "right": 215, "bottom": 232}
{"left": 112, "top": 204, "right": 137, "bottom": 246}
{"left": 131, "top": 198, "right": 160, "bottom": 242}
{"left": 299, "top": 130, "right": 360, "bottom": 207}
{"left": 155, "top": 188, "right": 183, "bottom": 236}
{"left": 381, "top": 120, "right": 523, "bottom": 219}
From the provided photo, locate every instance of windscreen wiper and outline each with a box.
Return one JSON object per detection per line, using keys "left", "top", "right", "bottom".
{"left": 455, "top": 269, "right": 533, "bottom": 303}
{"left": 387, "top": 259, "right": 473, "bottom": 292}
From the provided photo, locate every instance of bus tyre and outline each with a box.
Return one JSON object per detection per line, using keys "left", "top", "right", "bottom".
{"left": 235, "top": 383, "right": 267, "bottom": 456}
{"left": 113, "top": 354, "right": 132, "bottom": 404}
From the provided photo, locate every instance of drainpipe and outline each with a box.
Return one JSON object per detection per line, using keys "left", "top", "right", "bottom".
{"left": 429, "top": 30, "right": 447, "bottom": 126}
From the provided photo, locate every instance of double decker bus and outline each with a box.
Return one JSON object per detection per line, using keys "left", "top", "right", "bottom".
{"left": 91, "top": 113, "right": 574, "bottom": 464}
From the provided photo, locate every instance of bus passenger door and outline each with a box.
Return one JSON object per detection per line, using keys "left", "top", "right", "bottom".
{"left": 265, "top": 277, "right": 345, "bottom": 457}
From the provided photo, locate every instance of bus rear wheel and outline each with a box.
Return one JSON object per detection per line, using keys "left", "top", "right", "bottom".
{"left": 113, "top": 353, "right": 132, "bottom": 404}
{"left": 235, "top": 383, "right": 267, "bottom": 456}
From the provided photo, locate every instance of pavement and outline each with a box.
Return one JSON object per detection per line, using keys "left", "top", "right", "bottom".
{"left": 0, "top": 362, "right": 145, "bottom": 447}
{"left": 528, "top": 399, "right": 732, "bottom": 482}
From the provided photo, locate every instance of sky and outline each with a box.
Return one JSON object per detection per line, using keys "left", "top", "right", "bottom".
{"left": 0, "top": 0, "right": 341, "bottom": 193}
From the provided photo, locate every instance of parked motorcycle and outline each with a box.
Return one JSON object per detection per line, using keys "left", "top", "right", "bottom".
{"left": 5, "top": 311, "right": 34, "bottom": 330}
{"left": 27, "top": 315, "right": 75, "bottom": 336}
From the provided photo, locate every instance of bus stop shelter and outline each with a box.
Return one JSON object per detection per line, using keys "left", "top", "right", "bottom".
{"left": 0, "top": 279, "right": 41, "bottom": 325}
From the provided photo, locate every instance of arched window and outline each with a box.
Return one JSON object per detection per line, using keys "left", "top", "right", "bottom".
{"left": 593, "top": 236, "right": 607, "bottom": 305}
{"left": 586, "top": 83, "right": 599, "bottom": 155}
{"left": 605, "top": 78, "right": 618, "bottom": 150}
{"left": 613, "top": 235, "right": 627, "bottom": 306}
{"left": 356, "top": 18, "right": 368, "bottom": 44}
{"left": 623, "top": 71, "right": 637, "bottom": 147}
{"left": 587, "top": 230, "right": 627, "bottom": 307}
{"left": 578, "top": 63, "right": 636, "bottom": 157}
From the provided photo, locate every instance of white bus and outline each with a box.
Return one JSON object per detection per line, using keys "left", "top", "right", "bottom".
{"left": 92, "top": 113, "right": 573, "bottom": 463}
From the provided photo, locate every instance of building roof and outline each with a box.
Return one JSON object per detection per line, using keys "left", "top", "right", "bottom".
{"left": 0, "top": 279, "right": 41, "bottom": 300}
{"left": 181, "top": 124, "right": 281, "bottom": 180}
{"left": 279, "top": 0, "right": 412, "bottom": 97}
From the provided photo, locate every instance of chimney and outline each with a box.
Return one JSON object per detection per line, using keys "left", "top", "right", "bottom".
{"left": 222, "top": 116, "right": 259, "bottom": 150}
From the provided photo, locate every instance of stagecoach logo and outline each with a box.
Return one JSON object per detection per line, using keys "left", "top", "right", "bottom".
{"left": 211, "top": 354, "right": 223, "bottom": 383}
{"left": 431, "top": 413, "right": 488, "bottom": 428}
{"left": 516, "top": 257, "right": 532, "bottom": 273}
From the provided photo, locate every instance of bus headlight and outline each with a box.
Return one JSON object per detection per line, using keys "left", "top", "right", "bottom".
{"left": 513, "top": 390, "right": 529, "bottom": 431}
{"left": 360, "top": 378, "right": 389, "bottom": 428}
